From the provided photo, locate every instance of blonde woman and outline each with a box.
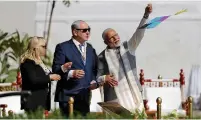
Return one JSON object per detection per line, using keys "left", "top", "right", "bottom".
{"left": 20, "top": 36, "right": 71, "bottom": 112}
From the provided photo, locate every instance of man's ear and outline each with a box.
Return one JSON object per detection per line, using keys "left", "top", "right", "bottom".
{"left": 73, "top": 29, "right": 78, "bottom": 36}
{"left": 104, "top": 40, "right": 107, "bottom": 44}
{"left": 104, "top": 40, "right": 109, "bottom": 45}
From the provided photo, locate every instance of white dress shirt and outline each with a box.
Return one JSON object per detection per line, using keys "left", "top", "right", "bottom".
{"left": 60, "top": 39, "right": 86, "bottom": 79}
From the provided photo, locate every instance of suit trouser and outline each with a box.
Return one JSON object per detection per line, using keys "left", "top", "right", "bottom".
{"left": 59, "top": 88, "right": 90, "bottom": 117}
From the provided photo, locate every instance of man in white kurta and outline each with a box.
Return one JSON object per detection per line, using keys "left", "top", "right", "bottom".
{"left": 97, "top": 4, "right": 153, "bottom": 112}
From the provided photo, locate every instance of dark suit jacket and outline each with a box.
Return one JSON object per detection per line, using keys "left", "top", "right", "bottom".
{"left": 52, "top": 39, "right": 98, "bottom": 102}
{"left": 98, "top": 49, "right": 118, "bottom": 102}
{"left": 20, "top": 59, "right": 51, "bottom": 111}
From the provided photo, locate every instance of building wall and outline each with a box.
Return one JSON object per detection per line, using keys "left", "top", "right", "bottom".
{"left": 36, "top": 1, "right": 201, "bottom": 78}
{"left": 0, "top": 1, "right": 36, "bottom": 35}
{"left": 1, "top": 0, "right": 201, "bottom": 111}
{"left": 35, "top": 1, "right": 201, "bottom": 111}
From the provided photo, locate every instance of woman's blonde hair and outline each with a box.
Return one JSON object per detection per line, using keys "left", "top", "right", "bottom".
{"left": 20, "top": 36, "right": 46, "bottom": 64}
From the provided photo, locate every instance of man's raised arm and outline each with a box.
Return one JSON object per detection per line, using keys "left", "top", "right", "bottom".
{"left": 128, "top": 4, "right": 152, "bottom": 52}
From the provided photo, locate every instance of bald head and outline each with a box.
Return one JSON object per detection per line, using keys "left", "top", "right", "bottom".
{"left": 102, "top": 28, "right": 114, "bottom": 41}
{"left": 102, "top": 28, "right": 120, "bottom": 48}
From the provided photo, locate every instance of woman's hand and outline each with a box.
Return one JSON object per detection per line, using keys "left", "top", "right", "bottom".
{"left": 49, "top": 74, "right": 61, "bottom": 81}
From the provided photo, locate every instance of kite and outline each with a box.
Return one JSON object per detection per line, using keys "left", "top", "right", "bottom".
{"left": 139, "top": 9, "right": 188, "bottom": 29}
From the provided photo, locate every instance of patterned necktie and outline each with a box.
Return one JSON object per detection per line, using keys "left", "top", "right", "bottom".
{"left": 79, "top": 44, "right": 86, "bottom": 65}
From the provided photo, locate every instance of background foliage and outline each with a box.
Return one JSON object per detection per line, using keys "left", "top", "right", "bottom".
{"left": 1, "top": 108, "right": 201, "bottom": 119}
{"left": 0, "top": 30, "right": 53, "bottom": 83}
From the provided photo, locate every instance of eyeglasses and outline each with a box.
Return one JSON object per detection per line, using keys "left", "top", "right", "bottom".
{"left": 76, "top": 27, "right": 91, "bottom": 33}
{"left": 109, "top": 33, "right": 119, "bottom": 40}
{"left": 41, "top": 45, "right": 47, "bottom": 49}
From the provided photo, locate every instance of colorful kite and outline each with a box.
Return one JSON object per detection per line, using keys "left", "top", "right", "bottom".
{"left": 139, "top": 9, "right": 187, "bottom": 29}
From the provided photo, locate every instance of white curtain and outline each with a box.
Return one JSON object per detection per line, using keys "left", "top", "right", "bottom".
{"left": 187, "top": 65, "right": 201, "bottom": 110}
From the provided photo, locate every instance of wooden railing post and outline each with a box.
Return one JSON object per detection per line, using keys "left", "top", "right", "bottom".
{"left": 68, "top": 97, "right": 74, "bottom": 117}
{"left": 187, "top": 96, "right": 193, "bottom": 119}
{"left": 139, "top": 69, "right": 145, "bottom": 99}
{"left": 0, "top": 104, "right": 7, "bottom": 117}
{"left": 180, "top": 69, "right": 185, "bottom": 103}
{"left": 8, "top": 110, "right": 13, "bottom": 118}
{"left": 158, "top": 75, "right": 162, "bottom": 79}
{"left": 156, "top": 97, "right": 162, "bottom": 119}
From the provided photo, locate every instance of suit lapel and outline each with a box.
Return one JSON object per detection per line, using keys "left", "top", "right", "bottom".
{"left": 85, "top": 44, "right": 91, "bottom": 67}
{"left": 69, "top": 40, "right": 84, "bottom": 66}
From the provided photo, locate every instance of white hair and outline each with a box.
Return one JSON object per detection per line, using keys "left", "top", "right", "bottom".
{"left": 71, "top": 20, "right": 86, "bottom": 30}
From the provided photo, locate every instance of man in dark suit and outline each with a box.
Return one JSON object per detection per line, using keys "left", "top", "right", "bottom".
{"left": 52, "top": 20, "right": 98, "bottom": 117}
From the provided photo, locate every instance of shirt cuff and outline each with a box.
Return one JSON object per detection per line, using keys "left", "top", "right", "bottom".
{"left": 67, "top": 70, "right": 74, "bottom": 81}
{"left": 97, "top": 75, "right": 106, "bottom": 83}
{"left": 61, "top": 65, "right": 68, "bottom": 73}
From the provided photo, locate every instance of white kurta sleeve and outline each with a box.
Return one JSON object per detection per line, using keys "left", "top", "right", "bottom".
{"left": 128, "top": 18, "right": 148, "bottom": 53}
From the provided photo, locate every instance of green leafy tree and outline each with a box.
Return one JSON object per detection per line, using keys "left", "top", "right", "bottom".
{"left": 0, "top": 30, "right": 15, "bottom": 83}
{"left": 0, "top": 31, "right": 9, "bottom": 53}
{"left": 0, "top": 30, "right": 53, "bottom": 83}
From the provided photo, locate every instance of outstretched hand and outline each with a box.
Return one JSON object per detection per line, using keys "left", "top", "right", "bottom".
{"left": 144, "top": 3, "right": 152, "bottom": 15}
{"left": 49, "top": 74, "right": 61, "bottom": 81}
{"left": 105, "top": 74, "right": 118, "bottom": 87}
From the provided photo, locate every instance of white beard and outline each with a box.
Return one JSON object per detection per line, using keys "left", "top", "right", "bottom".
{"left": 114, "top": 41, "right": 121, "bottom": 48}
